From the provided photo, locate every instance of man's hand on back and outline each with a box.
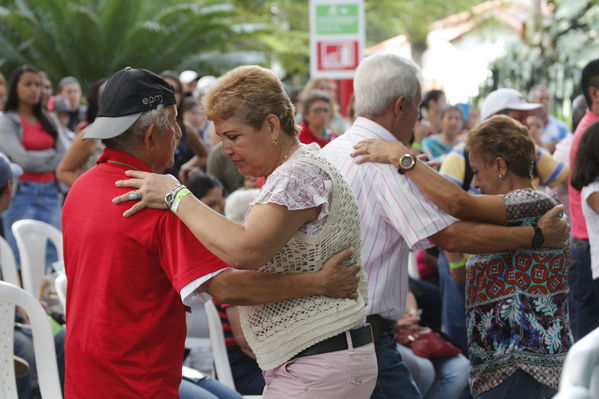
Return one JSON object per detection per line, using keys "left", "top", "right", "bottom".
{"left": 538, "top": 204, "right": 569, "bottom": 248}
{"left": 315, "top": 248, "right": 360, "bottom": 299}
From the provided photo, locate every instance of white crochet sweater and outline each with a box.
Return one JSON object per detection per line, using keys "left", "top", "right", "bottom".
{"left": 238, "top": 144, "right": 368, "bottom": 370}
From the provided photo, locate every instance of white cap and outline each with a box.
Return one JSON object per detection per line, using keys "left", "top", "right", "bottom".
{"left": 179, "top": 70, "right": 198, "bottom": 85}
{"left": 193, "top": 75, "right": 217, "bottom": 98}
{"left": 481, "top": 88, "right": 543, "bottom": 120}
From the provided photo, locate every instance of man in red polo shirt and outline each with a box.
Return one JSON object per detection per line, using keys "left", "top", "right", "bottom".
{"left": 62, "top": 68, "right": 360, "bottom": 398}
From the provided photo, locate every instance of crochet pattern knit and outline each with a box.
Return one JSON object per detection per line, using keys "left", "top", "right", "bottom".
{"left": 238, "top": 144, "right": 367, "bottom": 370}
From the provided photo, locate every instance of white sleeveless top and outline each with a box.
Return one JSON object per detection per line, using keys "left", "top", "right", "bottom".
{"left": 238, "top": 143, "right": 368, "bottom": 370}
{"left": 582, "top": 178, "right": 599, "bottom": 279}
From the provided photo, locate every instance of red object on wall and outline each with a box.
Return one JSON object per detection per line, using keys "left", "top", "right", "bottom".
{"left": 337, "top": 79, "right": 354, "bottom": 117}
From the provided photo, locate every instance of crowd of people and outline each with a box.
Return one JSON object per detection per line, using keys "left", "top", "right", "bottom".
{"left": 0, "top": 54, "right": 598, "bottom": 399}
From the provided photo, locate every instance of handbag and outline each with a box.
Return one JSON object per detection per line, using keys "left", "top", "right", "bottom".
{"left": 395, "top": 327, "right": 461, "bottom": 358}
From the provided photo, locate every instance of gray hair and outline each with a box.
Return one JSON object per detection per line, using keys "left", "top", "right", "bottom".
{"left": 528, "top": 84, "right": 550, "bottom": 100}
{"left": 224, "top": 188, "right": 259, "bottom": 224}
{"left": 354, "top": 53, "right": 421, "bottom": 118}
{"left": 102, "top": 104, "right": 171, "bottom": 151}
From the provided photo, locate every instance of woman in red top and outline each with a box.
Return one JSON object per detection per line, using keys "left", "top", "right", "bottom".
{"left": 298, "top": 89, "right": 339, "bottom": 148}
{"left": 0, "top": 65, "right": 68, "bottom": 268}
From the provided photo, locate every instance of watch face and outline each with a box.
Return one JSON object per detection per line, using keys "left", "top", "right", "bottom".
{"left": 400, "top": 154, "right": 415, "bottom": 170}
{"left": 165, "top": 193, "right": 175, "bottom": 207}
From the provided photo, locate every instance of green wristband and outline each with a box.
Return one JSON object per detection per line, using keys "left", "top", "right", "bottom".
{"left": 448, "top": 258, "right": 467, "bottom": 269}
{"left": 170, "top": 188, "right": 191, "bottom": 215}
{"left": 411, "top": 142, "right": 422, "bottom": 151}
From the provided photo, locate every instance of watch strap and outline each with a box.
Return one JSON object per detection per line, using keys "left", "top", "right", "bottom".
{"left": 531, "top": 222, "right": 544, "bottom": 249}
{"left": 165, "top": 184, "right": 185, "bottom": 209}
{"left": 170, "top": 188, "right": 192, "bottom": 215}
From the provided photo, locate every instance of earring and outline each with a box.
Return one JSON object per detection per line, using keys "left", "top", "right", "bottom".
{"left": 272, "top": 137, "right": 277, "bottom": 146}
{"left": 498, "top": 173, "right": 504, "bottom": 179}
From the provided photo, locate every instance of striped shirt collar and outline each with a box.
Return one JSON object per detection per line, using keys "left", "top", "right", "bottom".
{"left": 352, "top": 117, "right": 398, "bottom": 141}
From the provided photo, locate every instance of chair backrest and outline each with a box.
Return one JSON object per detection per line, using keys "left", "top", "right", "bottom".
{"left": 0, "top": 235, "right": 21, "bottom": 287}
{"left": 11, "top": 219, "right": 63, "bottom": 299}
{"left": 204, "top": 300, "right": 236, "bottom": 390}
{"left": 54, "top": 272, "right": 67, "bottom": 313}
{"left": 0, "top": 281, "right": 62, "bottom": 399}
{"left": 555, "top": 326, "right": 599, "bottom": 399}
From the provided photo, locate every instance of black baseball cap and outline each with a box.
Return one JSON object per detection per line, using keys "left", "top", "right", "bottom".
{"left": 84, "top": 67, "right": 177, "bottom": 140}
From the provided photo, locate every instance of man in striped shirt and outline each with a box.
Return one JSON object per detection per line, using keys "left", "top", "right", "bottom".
{"left": 322, "top": 53, "right": 568, "bottom": 399}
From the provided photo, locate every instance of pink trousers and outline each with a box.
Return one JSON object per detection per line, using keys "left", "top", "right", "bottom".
{"left": 262, "top": 332, "right": 377, "bottom": 399}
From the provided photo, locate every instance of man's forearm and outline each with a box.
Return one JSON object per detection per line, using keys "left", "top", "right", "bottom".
{"left": 431, "top": 221, "right": 533, "bottom": 254}
{"left": 203, "top": 269, "right": 323, "bottom": 306}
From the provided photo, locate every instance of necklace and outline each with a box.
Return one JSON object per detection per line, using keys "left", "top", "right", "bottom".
{"left": 105, "top": 160, "right": 140, "bottom": 170}
{"left": 277, "top": 143, "right": 299, "bottom": 167}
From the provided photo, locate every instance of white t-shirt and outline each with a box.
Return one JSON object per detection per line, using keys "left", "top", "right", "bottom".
{"left": 582, "top": 178, "right": 599, "bottom": 279}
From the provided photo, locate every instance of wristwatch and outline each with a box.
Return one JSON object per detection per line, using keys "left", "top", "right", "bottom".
{"left": 165, "top": 185, "right": 185, "bottom": 209}
{"left": 531, "top": 222, "right": 544, "bottom": 249}
{"left": 397, "top": 153, "right": 416, "bottom": 173}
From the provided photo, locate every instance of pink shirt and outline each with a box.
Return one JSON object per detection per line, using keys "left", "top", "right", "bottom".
{"left": 322, "top": 117, "right": 456, "bottom": 320}
{"left": 569, "top": 109, "right": 598, "bottom": 239}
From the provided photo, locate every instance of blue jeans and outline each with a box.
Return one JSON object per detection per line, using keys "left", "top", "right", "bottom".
{"left": 2, "top": 180, "right": 62, "bottom": 268}
{"left": 438, "top": 253, "right": 468, "bottom": 354}
{"left": 180, "top": 377, "right": 243, "bottom": 399}
{"left": 371, "top": 325, "right": 422, "bottom": 399}
{"left": 14, "top": 329, "right": 36, "bottom": 399}
{"left": 397, "top": 344, "right": 468, "bottom": 399}
{"left": 568, "top": 245, "right": 599, "bottom": 341}
{"left": 227, "top": 346, "right": 265, "bottom": 395}
{"left": 475, "top": 369, "right": 556, "bottom": 399}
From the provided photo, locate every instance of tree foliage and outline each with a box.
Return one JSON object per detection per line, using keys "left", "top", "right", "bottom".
{"left": 485, "top": 0, "right": 599, "bottom": 108}
{"left": 0, "top": 0, "right": 494, "bottom": 87}
{"left": 365, "top": 0, "right": 483, "bottom": 64}
{"left": 0, "top": 0, "right": 257, "bottom": 88}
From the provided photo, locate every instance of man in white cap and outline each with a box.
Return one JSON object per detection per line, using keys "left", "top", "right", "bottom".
{"left": 442, "top": 87, "right": 567, "bottom": 193}
{"left": 62, "top": 67, "right": 361, "bottom": 399}
{"left": 480, "top": 87, "right": 543, "bottom": 126}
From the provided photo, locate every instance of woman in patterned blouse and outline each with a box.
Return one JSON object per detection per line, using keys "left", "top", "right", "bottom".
{"left": 352, "top": 115, "right": 572, "bottom": 398}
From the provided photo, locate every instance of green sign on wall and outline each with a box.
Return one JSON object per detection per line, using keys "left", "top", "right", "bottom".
{"left": 315, "top": 4, "right": 359, "bottom": 35}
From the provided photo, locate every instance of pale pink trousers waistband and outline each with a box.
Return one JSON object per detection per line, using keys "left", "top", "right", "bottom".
{"left": 262, "top": 331, "right": 377, "bottom": 399}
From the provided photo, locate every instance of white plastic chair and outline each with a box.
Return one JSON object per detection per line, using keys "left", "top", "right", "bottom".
{"left": 0, "top": 281, "right": 62, "bottom": 399}
{"left": 0, "top": 235, "right": 21, "bottom": 287}
{"left": 11, "top": 219, "right": 63, "bottom": 299}
{"left": 204, "top": 300, "right": 261, "bottom": 398}
{"left": 54, "top": 272, "right": 67, "bottom": 313}
{"left": 554, "top": 327, "right": 599, "bottom": 399}
{"left": 184, "top": 306, "right": 213, "bottom": 376}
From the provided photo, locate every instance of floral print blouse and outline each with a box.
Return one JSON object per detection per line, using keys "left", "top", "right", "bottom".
{"left": 466, "top": 189, "right": 573, "bottom": 397}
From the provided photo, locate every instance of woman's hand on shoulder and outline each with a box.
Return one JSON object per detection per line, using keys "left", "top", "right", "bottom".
{"left": 113, "top": 170, "right": 180, "bottom": 217}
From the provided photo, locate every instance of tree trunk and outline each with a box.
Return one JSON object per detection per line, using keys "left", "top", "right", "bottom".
{"left": 411, "top": 40, "right": 427, "bottom": 67}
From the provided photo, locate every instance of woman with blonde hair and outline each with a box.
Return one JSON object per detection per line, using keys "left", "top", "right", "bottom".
{"left": 114, "top": 65, "right": 376, "bottom": 398}
{"left": 353, "top": 115, "right": 572, "bottom": 398}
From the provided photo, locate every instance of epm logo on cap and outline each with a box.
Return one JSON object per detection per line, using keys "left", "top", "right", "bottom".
{"left": 142, "top": 94, "right": 164, "bottom": 107}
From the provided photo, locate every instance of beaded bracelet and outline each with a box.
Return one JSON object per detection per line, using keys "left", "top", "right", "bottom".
{"left": 448, "top": 258, "right": 467, "bottom": 269}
